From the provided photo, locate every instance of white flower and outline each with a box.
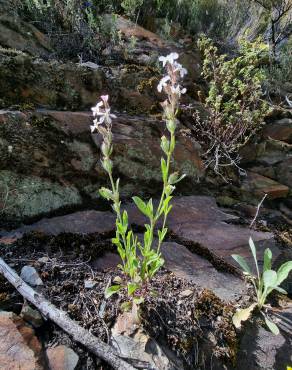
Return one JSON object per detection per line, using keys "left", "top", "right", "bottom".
{"left": 171, "top": 84, "right": 187, "bottom": 96}
{"left": 157, "top": 75, "right": 170, "bottom": 92}
{"left": 159, "top": 52, "right": 179, "bottom": 67}
{"left": 7, "top": 145, "right": 13, "bottom": 153}
{"left": 91, "top": 101, "right": 103, "bottom": 116}
{"left": 97, "top": 108, "right": 117, "bottom": 125}
{"left": 173, "top": 62, "right": 188, "bottom": 78}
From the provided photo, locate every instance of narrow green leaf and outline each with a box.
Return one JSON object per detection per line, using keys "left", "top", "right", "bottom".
{"left": 105, "top": 285, "right": 121, "bottom": 299}
{"left": 263, "top": 248, "right": 272, "bottom": 272}
{"left": 276, "top": 261, "right": 292, "bottom": 286}
{"left": 274, "top": 286, "right": 287, "bottom": 295}
{"left": 161, "top": 158, "right": 167, "bottom": 183}
{"left": 232, "top": 254, "right": 252, "bottom": 275}
{"left": 127, "top": 282, "right": 139, "bottom": 296}
{"left": 132, "top": 196, "right": 149, "bottom": 217}
{"left": 264, "top": 316, "right": 279, "bottom": 335}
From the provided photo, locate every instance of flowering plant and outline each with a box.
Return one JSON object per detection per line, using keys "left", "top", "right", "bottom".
{"left": 91, "top": 52, "right": 186, "bottom": 307}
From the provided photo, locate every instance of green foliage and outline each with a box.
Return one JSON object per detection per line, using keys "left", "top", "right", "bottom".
{"left": 232, "top": 237, "right": 292, "bottom": 335}
{"left": 194, "top": 35, "right": 270, "bottom": 176}
{"left": 264, "top": 39, "right": 292, "bottom": 100}
{"left": 121, "top": 0, "right": 144, "bottom": 19}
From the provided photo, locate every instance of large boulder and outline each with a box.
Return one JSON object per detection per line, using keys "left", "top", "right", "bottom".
{"left": 0, "top": 110, "right": 203, "bottom": 226}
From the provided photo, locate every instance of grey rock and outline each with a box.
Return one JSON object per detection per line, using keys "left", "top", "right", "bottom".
{"left": 46, "top": 345, "right": 79, "bottom": 370}
{"left": 20, "top": 303, "right": 43, "bottom": 328}
{"left": 84, "top": 279, "right": 96, "bottom": 289}
{"left": 236, "top": 306, "right": 292, "bottom": 370}
{"left": 20, "top": 266, "right": 43, "bottom": 287}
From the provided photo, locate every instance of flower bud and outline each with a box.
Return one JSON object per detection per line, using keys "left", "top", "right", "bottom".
{"left": 101, "top": 141, "right": 112, "bottom": 157}
{"left": 160, "top": 135, "right": 170, "bottom": 154}
{"left": 165, "top": 184, "right": 175, "bottom": 195}
{"left": 102, "top": 158, "right": 113, "bottom": 173}
{"left": 166, "top": 119, "right": 177, "bottom": 133}
{"left": 168, "top": 172, "right": 179, "bottom": 185}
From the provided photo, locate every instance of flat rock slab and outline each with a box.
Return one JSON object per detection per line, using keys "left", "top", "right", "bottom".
{"left": 125, "top": 196, "right": 276, "bottom": 272}
{"left": 162, "top": 242, "right": 246, "bottom": 302}
{"left": 0, "top": 210, "right": 116, "bottom": 244}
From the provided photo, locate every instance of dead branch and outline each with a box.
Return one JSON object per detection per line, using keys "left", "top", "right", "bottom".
{"left": 0, "top": 257, "right": 136, "bottom": 370}
{"left": 249, "top": 193, "right": 268, "bottom": 229}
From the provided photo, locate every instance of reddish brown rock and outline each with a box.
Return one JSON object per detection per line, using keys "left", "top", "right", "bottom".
{"left": 0, "top": 210, "right": 116, "bottom": 244}
{"left": 115, "top": 15, "right": 166, "bottom": 48}
{"left": 46, "top": 345, "right": 79, "bottom": 370}
{"left": 39, "top": 110, "right": 92, "bottom": 135}
{"left": 241, "top": 171, "right": 289, "bottom": 201}
{"left": 263, "top": 118, "right": 292, "bottom": 144}
{"left": 0, "top": 311, "right": 43, "bottom": 370}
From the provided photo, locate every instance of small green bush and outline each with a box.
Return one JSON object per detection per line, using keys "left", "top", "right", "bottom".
{"left": 193, "top": 35, "right": 270, "bottom": 178}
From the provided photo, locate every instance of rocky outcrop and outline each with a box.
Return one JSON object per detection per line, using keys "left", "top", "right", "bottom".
{"left": 239, "top": 116, "right": 292, "bottom": 209}
{"left": 0, "top": 15, "right": 52, "bottom": 57}
{"left": 0, "top": 53, "right": 105, "bottom": 110}
{"left": 0, "top": 110, "right": 202, "bottom": 225}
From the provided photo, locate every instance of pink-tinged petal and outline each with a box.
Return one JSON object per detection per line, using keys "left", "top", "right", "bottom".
{"left": 101, "top": 95, "right": 109, "bottom": 102}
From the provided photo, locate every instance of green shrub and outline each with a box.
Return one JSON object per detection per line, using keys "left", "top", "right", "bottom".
{"left": 193, "top": 35, "right": 270, "bottom": 178}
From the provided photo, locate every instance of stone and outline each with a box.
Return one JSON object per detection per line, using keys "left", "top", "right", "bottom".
{"left": 276, "top": 157, "right": 292, "bottom": 188}
{"left": 84, "top": 279, "right": 97, "bottom": 289}
{"left": 0, "top": 170, "right": 82, "bottom": 221}
{"left": 39, "top": 110, "right": 92, "bottom": 135}
{"left": 0, "top": 15, "right": 52, "bottom": 57}
{"left": 0, "top": 54, "right": 105, "bottom": 110}
{"left": 114, "top": 15, "right": 166, "bottom": 48}
{"left": 20, "top": 303, "right": 43, "bottom": 328}
{"left": 0, "top": 210, "right": 116, "bottom": 243}
{"left": 20, "top": 266, "right": 43, "bottom": 287}
{"left": 161, "top": 242, "right": 246, "bottom": 302}
{"left": 46, "top": 345, "right": 79, "bottom": 370}
{"left": 263, "top": 118, "right": 292, "bottom": 144}
{"left": 236, "top": 305, "right": 292, "bottom": 370}
{"left": 0, "top": 311, "right": 43, "bottom": 370}
{"left": 241, "top": 171, "right": 289, "bottom": 202}
{"left": 79, "top": 61, "right": 100, "bottom": 70}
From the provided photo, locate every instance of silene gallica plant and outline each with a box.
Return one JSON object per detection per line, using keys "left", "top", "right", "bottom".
{"left": 90, "top": 52, "right": 187, "bottom": 308}
{"left": 232, "top": 237, "right": 292, "bottom": 335}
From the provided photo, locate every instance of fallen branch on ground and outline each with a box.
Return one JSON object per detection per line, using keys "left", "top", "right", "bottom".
{"left": 0, "top": 257, "right": 137, "bottom": 370}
